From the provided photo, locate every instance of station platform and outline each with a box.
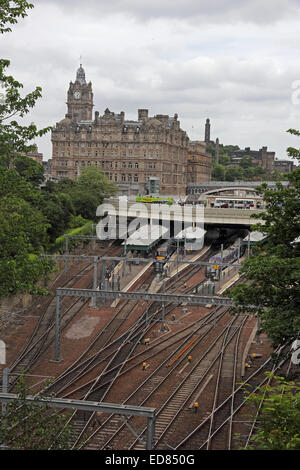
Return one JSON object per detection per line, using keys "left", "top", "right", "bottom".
{"left": 148, "top": 246, "right": 211, "bottom": 294}
{"left": 109, "top": 257, "right": 154, "bottom": 307}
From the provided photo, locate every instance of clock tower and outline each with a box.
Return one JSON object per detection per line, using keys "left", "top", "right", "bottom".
{"left": 66, "top": 64, "right": 94, "bottom": 122}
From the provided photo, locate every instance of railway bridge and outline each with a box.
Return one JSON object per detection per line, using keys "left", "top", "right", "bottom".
{"left": 98, "top": 198, "right": 265, "bottom": 230}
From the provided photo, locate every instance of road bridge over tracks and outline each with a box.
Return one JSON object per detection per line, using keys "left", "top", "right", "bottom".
{"left": 98, "top": 198, "right": 265, "bottom": 228}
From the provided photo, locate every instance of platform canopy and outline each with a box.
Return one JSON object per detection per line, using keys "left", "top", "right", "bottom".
{"left": 174, "top": 226, "right": 206, "bottom": 241}
{"left": 122, "top": 224, "right": 169, "bottom": 251}
{"left": 242, "top": 231, "right": 268, "bottom": 246}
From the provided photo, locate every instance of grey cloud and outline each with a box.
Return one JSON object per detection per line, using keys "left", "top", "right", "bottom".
{"left": 3, "top": 0, "right": 300, "bottom": 161}
{"left": 37, "top": 0, "right": 300, "bottom": 24}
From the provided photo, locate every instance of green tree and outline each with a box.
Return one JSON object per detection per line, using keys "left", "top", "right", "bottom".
{"left": 0, "top": 195, "right": 53, "bottom": 298}
{"left": 212, "top": 163, "right": 225, "bottom": 180}
{"left": 239, "top": 155, "right": 253, "bottom": 169}
{"left": 229, "top": 129, "right": 300, "bottom": 349}
{"left": 223, "top": 144, "right": 240, "bottom": 154}
{"left": 57, "top": 167, "right": 118, "bottom": 220}
{"left": 0, "top": 1, "right": 34, "bottom": 34}
{"left": 241, "top": 374, "right": 300, "bottom": 450}
{"left": 219, "top": 153, "right": 230, "bottom": 165}
{"left": 40, "top": 192, "right": 75, "bottom": 244}
{"left": 0, "top": 58, "right": 51, "bottom": 167}
{"left": 253, "top": 166, "right": 267, "bottom": 178}
{"left": 14, "top": 154, "right": 44, "bottom": 187}
{"left": 243, "top": 166, "right": 255, "bottom": 180}
{"left": 0, "top": 376, "right": 74, "bottom": 450}
{"left": 0, "top": 1, "right": 51, "bottom": 167}
{"left": 70, "top": 189, "right": 102, "bottom": 221}
{"left": 225, "top": 166, "right": 244, "bottom": 181}
{"left": 77, "top": 166, "right": 118, "bottom": 200}
{"left": 0, "top": 1, "right": 54, "bottom": 299}
{"left": 287, "top": 128, "right": 300, "bottom": 160}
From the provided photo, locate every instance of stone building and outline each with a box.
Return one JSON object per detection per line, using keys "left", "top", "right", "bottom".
{"left": 274, "top": 159, "right": 297, "bottom": 174}
{"left": 230, "top": 146, "right": 275, "bottom": 172}
{"left": 187, "top": 141, "right": 212, "bottom": 183}
{"left": 51, "top": 65, "right": 212, "bottom": 195}
{"left": 22, "top": 144, "right": 43, "bottom": 165}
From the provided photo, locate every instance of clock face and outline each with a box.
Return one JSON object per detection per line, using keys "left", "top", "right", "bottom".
{"left": 74, "top": 91, "right": 81, "bottom": 99}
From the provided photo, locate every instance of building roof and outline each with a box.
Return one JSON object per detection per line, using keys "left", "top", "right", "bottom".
{"left": 76, "top": 64, "right": 86, "bottom": 85}
{"left": 242, "top": 231, "right": 268, "bottom": 244}
{"left": 59, "top": 117, "right": 72, "bottom": 126}
{"left": 122, "top": 224, "right": 168, "bottom": 248}
{"left": 174, "top": 227, "right": 206, "bottom": 240}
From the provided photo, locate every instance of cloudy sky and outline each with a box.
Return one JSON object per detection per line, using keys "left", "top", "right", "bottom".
{"left": 2, "top": 0, "right": 300, "bottom": 161}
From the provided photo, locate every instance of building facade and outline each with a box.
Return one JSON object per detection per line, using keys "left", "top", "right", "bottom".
{"left": 230, "top": 146, "right": 275, "bottom": 172}
{"left": 187, "top": 141, "right": 212, "bottom": 183}
{"left": 22, "top": 144, "right": 43, "bottom": 165}
{"left": 51, "top": 65, "right": 212, "bottom": 196}
{"left": 274, "top": 159, "right": 297, "bottom": 174}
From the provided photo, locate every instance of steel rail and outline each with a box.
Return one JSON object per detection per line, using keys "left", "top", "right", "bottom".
{"left": 205, "top": 315, "right": 238, "bottom": 449}
{"left": 51, "top": 242, "right": 241, "bottom": 448}
{"left": 95, "top": 308, "right": 233, "bottom": 450}
{"left": 80, "top": 269, "right": 244, "bottom": 449}
{"left": 228, "top": 312, "right": 245, "bottom": 449}
{"left": 242, "top": 355, "right": 293, "bottom": 449}
{"left": 6, "top": 262, "right": 94, "bottom": 388}
{"left": 5, "top": 243, "right": 122, "bottom": 389}
{"left": 41, "top": 254, "right": 243, "bottom": 269}
{"left": 206, "top": 315, "right": 249, "bottom": 450}
{"left": 174, "top": 348, "right": 286, "bottom": 450}
{"left": 44, "top": 266, "right": 156, "bottom": 396}
{"left": 61, "top": 310, "right": 218, "bottom": 400}
{"left": 53, "top": 260, "right": 212, "bottom": 400}
{"left": 80, "top": 307, "right": 229, "bottom": 450}
{"left": 69, "top": 320, "right": 150, "bottom": 449}
{"left": 129, "top": 313, "right": 247, "bottom": 450}
{"left": 46, "top": 249, "right": 211, "bottom": 396}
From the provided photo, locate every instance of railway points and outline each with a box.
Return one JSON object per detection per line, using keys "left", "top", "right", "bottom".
{"left": 0, "top": 391, "right": 156, "bottom": 450}
{"left": 2, "top": 229, "right": 294, "bottom": 452}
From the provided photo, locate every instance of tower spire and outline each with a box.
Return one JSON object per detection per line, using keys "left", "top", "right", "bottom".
{"left": 205, "top": 118, "right": 210, "bottom": 143}
{"left": 76, "top": 62, "right": 86, "bottom": 85}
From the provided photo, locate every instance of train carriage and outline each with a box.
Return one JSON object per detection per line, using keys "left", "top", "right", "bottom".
{"left": 206, "top": 238, "right": 245, "bottom": 280}
{"left": 156, "top": 239, "right": 175, "bottom": 260}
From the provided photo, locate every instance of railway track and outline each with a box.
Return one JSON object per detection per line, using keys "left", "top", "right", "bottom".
{"left": 77, "top": 307, "right": 240, "bottom": 449}
{"left": 43, "top": 265, "right": 157, "bottom": 397}
{"left": 41, "top": 246, "right": 216, "bottom": 447}
{"left": 174, "top": 348, "right": 293, "bottom": 450}
{"left": 66, "top": 272, "right": 255, "bottom": 449}
{"left": 5, "top": 238, "right": 251, "bottom": 450}
{"left": 129, "top": 312, "right": 250, "bottom": 450}
{"left": 4, "top": 242, "right": 122, "bottom": 390}
{"left": 41, "top": 246, "right": 215, "bottom": 399}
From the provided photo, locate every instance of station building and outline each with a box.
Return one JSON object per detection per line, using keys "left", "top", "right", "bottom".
{"left": 51, "top": 65, "right": 212, "bottom": 196}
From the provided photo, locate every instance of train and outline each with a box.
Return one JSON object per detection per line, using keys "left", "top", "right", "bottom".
{"left": 206, "top": 238, "right": 246, "bottom": 280}
{"left": 155, "top": 240, "right": 175, "bottom": 260}
{"left": 136, "top": 195, "right": 174, "bottom": 205}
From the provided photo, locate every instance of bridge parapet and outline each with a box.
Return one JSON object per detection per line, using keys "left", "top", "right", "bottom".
{"left": 100, "top": 199, "right": 264, "bottom": 226}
